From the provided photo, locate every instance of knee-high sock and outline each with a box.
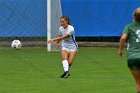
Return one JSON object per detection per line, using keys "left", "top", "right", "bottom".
{"left": 62, "top": 60, "right": 69, "bottom": 72}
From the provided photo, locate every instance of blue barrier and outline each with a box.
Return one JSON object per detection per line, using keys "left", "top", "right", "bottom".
{"left": 0, "top": 0, "right": 47, "bottom": 37}
{"left": 0, "top": 0, "right": 139, "bottom": 37}
{"left": 61, "top": 0, "right": 140, "bottom": 36}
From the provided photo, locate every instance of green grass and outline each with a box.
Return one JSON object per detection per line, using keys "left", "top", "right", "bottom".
{"left": 0, "top": 47, "right": 136, "bottom": 93}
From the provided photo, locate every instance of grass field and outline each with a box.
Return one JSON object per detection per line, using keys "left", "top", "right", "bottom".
{"left": 0, "top": 47, "right": 136, "bottom": 93}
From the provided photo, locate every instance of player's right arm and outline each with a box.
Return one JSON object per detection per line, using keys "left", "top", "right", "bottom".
{"left": 48, "top": 34, "right": 70, "bottom": 43}
{"left": 56, "top": 35, "right": 61, "bottom": 47}
{"left": 118, "top": 25, "right": 129, "bottom": 57}
{"left": 118, "top": 33, "right": 128, "bottom": 57}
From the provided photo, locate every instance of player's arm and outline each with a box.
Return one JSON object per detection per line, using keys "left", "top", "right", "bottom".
{"left": 56, "top": 35, "right": 62, "bottom": 43}
{"left": 118, "top": 33, "right": 128, "bottom": 57}
{"left": 56, "top": 35, "right": 62, "bottom": 47}
{"left": 48, "top": 34, "right": 70, "bottom": 43}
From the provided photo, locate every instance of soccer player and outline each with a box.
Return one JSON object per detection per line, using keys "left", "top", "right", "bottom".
{"left": 48, "top": 16, "right": 78, "bottom": 78}
{"left": 118, "top": 7, "right": 140, "bottom": 93}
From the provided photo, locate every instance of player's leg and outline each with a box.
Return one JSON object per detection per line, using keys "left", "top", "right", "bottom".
{"left": 128, "top": 59, "right": 140, "bottom": 93}
{"left": 68, "top": 51, "right": 77, "bottom": 70}
{"left": 62, "top": 50, "right": 69, "bottom": 72}
{"left": 131, "top": 70, "right": 140, "bottom": 93}
{"left": 60, "top": 49, "right": 69, "bottom": 78}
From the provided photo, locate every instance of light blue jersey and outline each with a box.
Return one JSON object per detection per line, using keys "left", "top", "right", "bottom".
{"left": 59, "top": 25, "right": 78, "bottom": 50}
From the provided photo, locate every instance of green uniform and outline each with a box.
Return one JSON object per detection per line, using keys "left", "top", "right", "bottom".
{"left": 123, "top": 22, "right": 140, "bottom": 70}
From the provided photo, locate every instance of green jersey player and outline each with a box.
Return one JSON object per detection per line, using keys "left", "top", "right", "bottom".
{"left": 119, "top": 7, "right": 140, "bottom": 93}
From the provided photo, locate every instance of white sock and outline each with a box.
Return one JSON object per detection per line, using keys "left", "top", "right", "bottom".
{"left": 62, "top": 60, "right": 69, "bottom": 72}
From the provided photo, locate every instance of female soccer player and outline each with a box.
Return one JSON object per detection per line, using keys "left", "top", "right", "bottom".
{"left": 119, "top": 7, "right": 140, "bottom": 93}
{"left": 48, "top": 16, "right": 78, "bottom": 78}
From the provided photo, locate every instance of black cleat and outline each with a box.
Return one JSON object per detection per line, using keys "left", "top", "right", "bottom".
{"left": 60, "top": 71, "right": 69, "bottom": 78}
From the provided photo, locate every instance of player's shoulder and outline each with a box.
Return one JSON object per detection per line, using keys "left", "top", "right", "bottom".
{"left": 59, "top": 26, "right": 63, "bottom": 31}
{"left": 68, "top": 25, "right": 74, "bottom": 28}
{"left": 59, "top": 26, "right": 63, "bottom": 29}
{"left": 126, "top": 22, "right": 136, "bottom": 27}
{"left": 68, "top": 25, "right": 74, "bottom": 30}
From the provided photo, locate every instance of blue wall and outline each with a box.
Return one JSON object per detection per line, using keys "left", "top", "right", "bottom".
{"left": 0, "top": 0, "right": 47, "bottom": 37}
{"left": 61, "top": 0, "right": 140, "bottom": 36}
{"left": 0, "top": 0, "right": 139, "bottom": 37}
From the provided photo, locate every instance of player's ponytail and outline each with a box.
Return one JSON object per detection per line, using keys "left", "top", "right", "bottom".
{"left": 60, "top": 16, "right": 71, "bottom": 25}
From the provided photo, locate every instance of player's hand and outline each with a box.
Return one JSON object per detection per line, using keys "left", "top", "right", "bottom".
{"left": 55, "top": 43, "right": 61, "bottom": 48}
{"left": 48, "top": 39, "right": 54, "bottom": 43}
{"left": 118, "top": 51, "right": 123, "bottom": 57}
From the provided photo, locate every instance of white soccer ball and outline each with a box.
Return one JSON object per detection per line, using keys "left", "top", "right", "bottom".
{"left": 11, "top": 40, "right": 22, "bottom": 49}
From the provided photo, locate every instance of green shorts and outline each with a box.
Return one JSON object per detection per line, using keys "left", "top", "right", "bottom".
{"left": 127, "top": 58, "right": 140, "bottom": 70}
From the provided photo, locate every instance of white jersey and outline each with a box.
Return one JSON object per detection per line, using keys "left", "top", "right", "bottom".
{"left": 59, "top": 25, "right": 78, "bottom": 49}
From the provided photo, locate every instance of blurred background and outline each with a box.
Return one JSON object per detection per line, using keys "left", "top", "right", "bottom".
{"left": 0, "top": 0, "right": 139, "bottom": 48}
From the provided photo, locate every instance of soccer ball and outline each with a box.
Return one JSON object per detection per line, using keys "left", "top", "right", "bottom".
{"left": 11, "top": 40, "right": 22, "bottom": 49}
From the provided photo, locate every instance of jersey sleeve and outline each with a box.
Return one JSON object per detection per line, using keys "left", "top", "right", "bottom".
{"left": 123, "top": 25, "right": 129, "bottom": 34}
{"left": 59, "top": 27, "right": 62, "bottom": 36}
{"left": 66, "top": 26, "right": 74, "bottom": 36}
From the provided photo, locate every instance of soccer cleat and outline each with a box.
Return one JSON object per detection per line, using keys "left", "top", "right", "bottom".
{"left": 60, "top": 71, "right": 69, "bottom": 78}
{"left": 64, "top": 72, "right": 70, "bottom": 78}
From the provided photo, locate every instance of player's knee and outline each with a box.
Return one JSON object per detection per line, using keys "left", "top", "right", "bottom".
{"left": 61, "top": 53, "right": 68, "bottom": 60}
{"left": 68, "top": 60, "right": 72, "bottom": 64}
{"left": 62, "top": 57, "right": 67, "bottom": 60}
{"left": 136, "top": 79, "right": 140, "bottom": 85}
